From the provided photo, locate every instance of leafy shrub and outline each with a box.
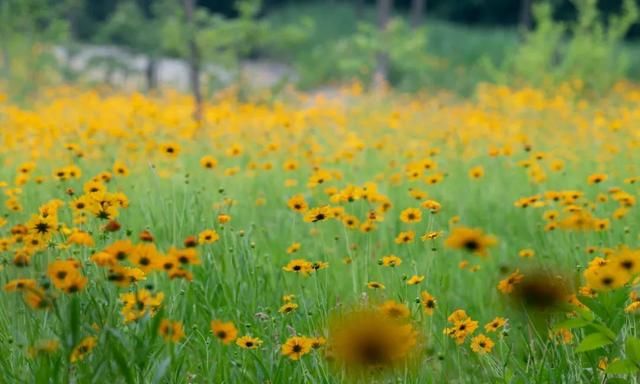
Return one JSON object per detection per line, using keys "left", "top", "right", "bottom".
{"left": 490, "top": 0, "right": 639, "bottom": 92}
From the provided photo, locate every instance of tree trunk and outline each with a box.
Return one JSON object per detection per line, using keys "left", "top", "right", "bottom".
{"left": 355, "top": 0, "right": 365, "bottom": 19}
{"left": 183, "top": 0, "right": 203, "bottom": 122}
{"left": 374, "top": 0, "right": 392, "bottom": 89}
{"left": 411, "top": 0, "right": 425, "bottom": 29}
{"left": 519, "top": 0, "right": 532, "bottom": 32}
{"left": 145, "top": 56, "right": 158, "bottom": 91}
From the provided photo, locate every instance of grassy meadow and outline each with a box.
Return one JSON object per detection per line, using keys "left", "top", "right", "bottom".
{"left": 0, "top": 81, "right": 638, "bottom": 383}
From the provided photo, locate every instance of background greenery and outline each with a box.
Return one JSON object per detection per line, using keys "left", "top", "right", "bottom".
{"left": 2, "top": 0, "right": 640, "bottom": 96}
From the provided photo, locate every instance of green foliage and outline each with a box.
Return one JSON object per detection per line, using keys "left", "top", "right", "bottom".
{"left": 493, "top": 0, "right": 639, "bottom": 92}
{"left": 575, "top": 332, "right": 613, "bottom": 352}
{"left": 560, "top": 0, "right": 639, "bottom": 91}
{"left": 96, "top": 0, "right": 163, "bottom": 55}
{"left": 295, "top": 17, "right": 432, "bottom": 90}
{"left": 504, "top": 3, "right": 565, "bottom": 87}
{"left": 158, "top": 0, "right": 310, "bottom": 91}
{"left": 0, "top": 0, "right": 72, "bottom": 98}
{"left": 265, "top": 2, "right": 519, "bottom": 93}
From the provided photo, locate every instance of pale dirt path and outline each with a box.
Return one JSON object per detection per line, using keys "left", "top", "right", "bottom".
{"left": 53, "top": 45, "right": 298, "bottom": 91}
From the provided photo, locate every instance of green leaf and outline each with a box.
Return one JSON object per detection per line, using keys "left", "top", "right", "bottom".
{"left": 626, "top": 337, "right": 640, "bottom": 363}
{"left": 576, "top": 307, "right": 595, "bottom": 321}
{"left": 575, "top": 332, "right": 614, "bottom": 352}
{"left": 605, "top": 379, "right": 631, "bottom": 384}
{"left": 606, "top": 358, "right": 639, "bottom": 374}
{"left": 69, "top": 295, "right": 81, "bottom": 347}
{"left": 151, "top": 357, "right": 171, "bottom": 384}
{"left": 111, "top": 343, "right": 136, "bottom": 384}
{"left": 587, "top": 323, "right": 617, "bottom": 341}
{"left": 553, "top": 318, "right": 591, "bottom": 330}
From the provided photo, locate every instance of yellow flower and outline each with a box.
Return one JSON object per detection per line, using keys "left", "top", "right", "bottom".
{"left": 287, "top": 194, "right": 308, "bottom": 212}
{"left": 211, "top": 320, "right": 238, "bottom": 344}
{"left": 381, "top": 255, "right": 402, "bottom": 267}
{"left": 399, "top": 208, "right": 422, "bottom": 224}
{"left": 113, "top": 161, "right": 129, "bottom": 176}
{"left": 283, "top": 259, "right": 313, "bottom": 274}
{"left": 303, "top": 206, "right": 332, "bottom": 223}
{"left": 584, "top": 263, "right": 630, "bottom": 291}
{"left": 310, "top": 336, "right": 326, "bottom": 349}
{"left": 587, "top": 173, "right": 607, "bottom": 185}
{"left": 159, "top": 319, "right": 185, "bottom": 343}
{"left": 468, "top": 166, "right": 485, "bottom": 179}
{"left": 551, "top": 328, "right": 573, "bottom": 344}
{"left": 421, "top": 231, "right": 442, "bottom": 240}
{"left": 379, "top": 300, "right": 410, "bottom": 319}
{"left": 484, "top": 317, "right": 507, "bottom": 332}
{"left": 200, "top": 155, "right": 217, "bottom": 169}
{"left": 519, "top": 248, "right": 535, "bottom": 258}
{"left": 470, "top": 334, "right": 494, "bottom": 354}
{"left": 70, "top": 336, "right": 97, "bottom": 363}
{"left": 66, "top": 230, "right": 94, "bottom": 247}
{"left": 394, "top": 230, "right": 415, "bottom": 244}
{"left": 160, "top": 142, "right": 180, "bottom": 157}
{"left": 420, "top": 291, "right": 436, "bottom": 315}
{"left": 281, "top": 336, "right": 312, "bottom": 360}
{"left": 367, "top": 281, "right": 385, "bottom": 289}
{"left": 406, "top": 275, "right": 424, "bottom": 285}
{"left": 445, "top": 226, "right": 497, "bottom": 256}
{"left": 286, "top": 242, "right": 301, "bottom": 254}
{"left": 4, "top": 278, "right": 37, "bottom": 292}
{"left": 279, "top": 302, "right": 299, "bottom": 314}
{"left": 236, "top": 336, "right": 262, "bottom": 349}
{"left": 444, "top": 317, "right": 478, "bottom": 344}
{"left": 328, "top": 309, "right": 418, "bottom": 369}
{"left": 282, "top": 294, "right": 295, "bottom": 302}
{"left": 217, "top": 214, "right": 231, "bottom": 224}
{"left": 497, "top": 270, "right": 524, "bottom": 294}
{"left": 198, "top": 229, "right": 220, "bottom": 244}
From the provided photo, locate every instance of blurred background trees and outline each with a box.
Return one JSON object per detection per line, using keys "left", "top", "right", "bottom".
{"left": 0, "top": 0, "right": 639, "bottom": 99}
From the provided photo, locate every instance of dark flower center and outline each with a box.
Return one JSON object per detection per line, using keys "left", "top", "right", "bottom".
{"left": 621, "top": 260, "right": 634, "bottom": 270}
{"left": 35, "top": 222, "right": 50, "bottom": 234}
{"left": 358, "top": 340, "right": 386, "bottom": 365}
{"left": 463, "top": 240, "right": 480, "bottom": 251}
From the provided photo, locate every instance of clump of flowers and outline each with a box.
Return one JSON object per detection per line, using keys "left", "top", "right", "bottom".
{"left": 327, "top": 307, "right": 419, "bottom": 371}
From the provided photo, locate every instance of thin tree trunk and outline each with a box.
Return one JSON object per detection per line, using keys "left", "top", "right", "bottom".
{"left": 374, "top": 0, "right": 392, "bottom": 89}
{"left": 411, "top": 0, "right": 425, "bottom": 29}
{"left": 183, "top": 0, "right": 202, "bottom": 122}
{"left": 355, "top": 0, "right": 365, "bottom": 19}
{"left": 145, "top": 56, "right": 158, "bottom": 91}
{"left": 519, "top": 0, "right": 532, "bottom": 32}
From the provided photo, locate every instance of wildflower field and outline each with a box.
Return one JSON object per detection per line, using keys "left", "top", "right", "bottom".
{"left": 0, "top": 81, "right": 638, "bottom": 383}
